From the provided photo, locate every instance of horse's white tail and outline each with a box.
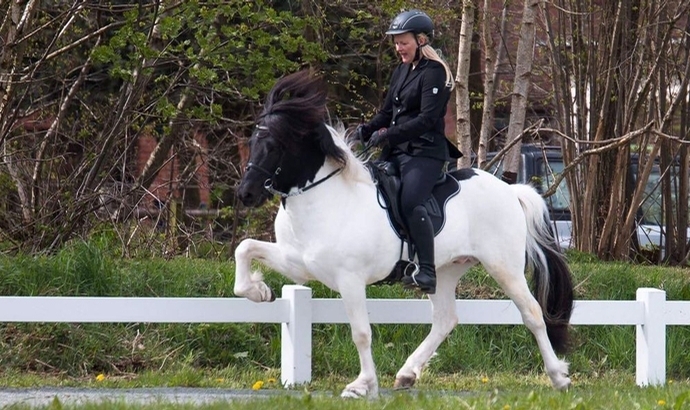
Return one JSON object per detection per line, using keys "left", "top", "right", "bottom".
{"left": 512, "top": 184, "right": 574, "bottom": 354}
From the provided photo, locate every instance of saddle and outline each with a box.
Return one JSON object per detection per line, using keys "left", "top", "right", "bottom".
{"left": 365, "top": 160, "right": 461, "bottom": 286}
{"left": 366, "top": 160, "right": 460, "bottom": 241}
{"left": 366, "top": 161, "right": 476, "bottom": 285}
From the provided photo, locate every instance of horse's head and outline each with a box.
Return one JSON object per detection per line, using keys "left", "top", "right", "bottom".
{"left": 238, "top": 70, "right": 347, "bottom": 207}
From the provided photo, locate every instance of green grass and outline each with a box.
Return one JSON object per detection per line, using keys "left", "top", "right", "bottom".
{"left": 1, "top": 373, "right": 690, "bottom": 409}
{"left": 0, "top": 239, "right": 689, "bottom": 399}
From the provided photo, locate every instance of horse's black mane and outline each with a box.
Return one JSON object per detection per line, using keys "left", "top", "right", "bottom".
{"left": 259, "top": 70, "right": 346, "bottom": 165}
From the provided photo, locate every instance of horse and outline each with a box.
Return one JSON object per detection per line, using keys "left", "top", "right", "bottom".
{"left": 234, "top": 69, "right": 574, "bottom": 398}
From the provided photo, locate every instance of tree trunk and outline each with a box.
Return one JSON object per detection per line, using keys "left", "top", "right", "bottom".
{"left": 501, "top": 0, "right": 538, "bottom": 184}
{"left": 1, "top": 0, "right": 38, "bottom": 225}
{"left": 477, "top": 0, "right": 508, "bottom": 168}
{"left": 456, "top": 0, "right": 475, "bottom": 168}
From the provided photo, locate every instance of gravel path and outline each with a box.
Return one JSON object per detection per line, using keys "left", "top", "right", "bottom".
{"left": 0, "top": 387, "right": 308, "bottom": 407}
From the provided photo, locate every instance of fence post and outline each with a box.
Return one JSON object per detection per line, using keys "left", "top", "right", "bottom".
{"left": 281, "top": 285, "right": 312, "bottom": 387}
{"left": 636, "top": 288, "right": 666, "bottom": 386}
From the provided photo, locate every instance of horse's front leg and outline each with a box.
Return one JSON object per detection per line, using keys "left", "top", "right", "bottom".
{"left": 233, "top": 238, "right": 291, "bottom": 302}
{"left": 337, "top": 281, "right": 379, "bottom": 398}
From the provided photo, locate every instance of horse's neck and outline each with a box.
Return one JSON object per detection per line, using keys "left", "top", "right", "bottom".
{"left": 282, "top": 161, "right": 376, "bottom": 221}
{"left": 277, "top": 158, "right": 400, "bottom": 256}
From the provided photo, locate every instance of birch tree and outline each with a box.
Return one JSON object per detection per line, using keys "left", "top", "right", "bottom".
{"left": 455, "top": 0, "right": 475, "bottom": 168}
{"left": 500, "top": 0, "right": 538, "bottom": 184}
{"left": 477, "top": 0, "right": 508, "bottom": 167}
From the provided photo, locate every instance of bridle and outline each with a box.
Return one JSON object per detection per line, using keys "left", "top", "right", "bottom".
{"left": 245, "top": 124, "right": 343, "bottom": 199}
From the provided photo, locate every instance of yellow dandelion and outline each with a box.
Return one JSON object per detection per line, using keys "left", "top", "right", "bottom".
{"left": 95, "top": 374, "right": 105, "bottom": 382}
{"left": 657, "top": 399, "right": 666, "bottom": 406}
{"left": 267, "top": 378, "right": 276, "bottom": 383}
{"left": 252, "top": 380, "right": 264, "bottom": 390}
{"left": 481, "top": 376, "right": 489, "bottom": 384}
{"left": 503, "top": 405, "right": 511, "bottom": 410}
{"left": 215, "top": 378, "right": 224, "bottom": 383}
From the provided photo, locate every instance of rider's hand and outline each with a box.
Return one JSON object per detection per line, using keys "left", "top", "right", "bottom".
{"left": 368, "top": 128, "right": 388, "bottom": 148}
{"left": 355, "top": 124, "right": 372, "bottom": 144}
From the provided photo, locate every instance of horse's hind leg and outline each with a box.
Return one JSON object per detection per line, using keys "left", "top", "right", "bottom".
{"left": 233, "top": 239, "right": 291, "bottom": 302}
{"left": 337, "top": 280, "right": 379, "bottom": 398}
{"left": 394, "top": 266, "right": 465, "bottom": 389}
{"left": 484, "top": 260, "right": 571, "bottom": 390}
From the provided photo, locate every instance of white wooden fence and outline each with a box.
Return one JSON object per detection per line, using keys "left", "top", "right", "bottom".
{"left": 1, "top": 286, "right": 688, "bottom": 388}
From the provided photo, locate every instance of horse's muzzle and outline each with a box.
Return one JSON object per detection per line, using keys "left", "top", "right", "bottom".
{"left": 237, "top": 179, "right": 270, "bottom": 208}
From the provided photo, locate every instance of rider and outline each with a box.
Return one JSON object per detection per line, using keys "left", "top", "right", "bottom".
{"left": 357, "top": 10, "right": 462, "bottom": 294}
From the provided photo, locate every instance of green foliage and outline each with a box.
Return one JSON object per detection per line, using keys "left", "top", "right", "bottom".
{"left": 2, "top": 0, "right": 467, "bottom": 253}
{"left": 94, "top": 0, "right": 331, "bottom": 117}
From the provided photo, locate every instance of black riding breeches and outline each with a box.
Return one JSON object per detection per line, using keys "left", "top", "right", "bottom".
{"left": 390, "top": 154, "right": 445, "bottom": 221}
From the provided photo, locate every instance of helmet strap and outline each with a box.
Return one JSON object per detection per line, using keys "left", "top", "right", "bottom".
{"left": 414, "top": 41, "right": 428, "bottom": 62}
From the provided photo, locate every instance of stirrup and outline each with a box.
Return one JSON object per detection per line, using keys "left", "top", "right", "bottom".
{"left": 402, "top": 262, "right": 436, "bottom": 294}
{"left": 403, "top": 261, "right": 420, "bottom": 283}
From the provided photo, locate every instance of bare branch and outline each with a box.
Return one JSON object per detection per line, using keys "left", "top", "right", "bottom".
{"left": 25, "top": 21, "right": 125, "bottom": 68}
{"left": 30, "top": 36, "right": 101, "bottom": 212}
{"left": 542, "top": 122, "right": 654, "bottom": 198}
{"left": 482, "top": 119, "right": 544, "bottom": 172}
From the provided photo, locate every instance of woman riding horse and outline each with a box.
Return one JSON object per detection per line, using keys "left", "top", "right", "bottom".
{"left": 357, "top": 10, "right": 462, "bottom": 294}
{"left": 236, "top": 70, "right": 574, "bottom": 397}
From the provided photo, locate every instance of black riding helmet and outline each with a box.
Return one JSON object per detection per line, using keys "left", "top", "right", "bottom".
{"left": 385, "top": 10, "right": 434, "bottom": 42}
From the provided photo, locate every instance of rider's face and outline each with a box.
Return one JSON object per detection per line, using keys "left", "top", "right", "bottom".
{"left": 393, "top": 32, "right": 420, "bottom": 65}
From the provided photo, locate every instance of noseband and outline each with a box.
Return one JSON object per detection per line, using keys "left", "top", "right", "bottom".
{"left": 245, "top": 160, "right": 287, "bottom": 197}
{"left": 245, "top": 124, "right": 342, "bottom": 199}
{"left": 245, "top": 126, "right": 286, "bottom": 196}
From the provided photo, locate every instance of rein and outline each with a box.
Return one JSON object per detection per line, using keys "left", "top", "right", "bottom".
{"left": 246, "top": 160, "right": 343, "bottom": 199}
{"left": 263, "top": 167, "right": 343, "bottom": 199}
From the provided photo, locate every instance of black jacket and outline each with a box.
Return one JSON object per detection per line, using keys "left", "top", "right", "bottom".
{"left": 367, "top": 58, "right": 462, "bottom": 161}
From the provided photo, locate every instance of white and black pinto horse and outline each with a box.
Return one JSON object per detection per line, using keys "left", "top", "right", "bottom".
{"left": 235, "top": 70, "right": 574, "bottom": 397}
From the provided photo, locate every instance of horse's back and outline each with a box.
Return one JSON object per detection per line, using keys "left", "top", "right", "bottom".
{"left": 439, "top": 168, "right": 530, "bottom": 260}
{"left": 451, "top": 167, "right": 527, "bottom": 218}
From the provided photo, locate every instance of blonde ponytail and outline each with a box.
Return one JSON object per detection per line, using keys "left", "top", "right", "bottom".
{"left": 417, "top": 34, "right": 454, "bottom": 90}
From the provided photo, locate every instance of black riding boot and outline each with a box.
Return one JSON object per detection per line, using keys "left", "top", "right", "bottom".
{"left": 402, "top": 205, "right": 436, "bottom": 294}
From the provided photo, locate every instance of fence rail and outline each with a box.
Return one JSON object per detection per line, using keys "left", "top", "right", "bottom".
{"left": 0, "top": 287, "right": 687, "bottom": 388}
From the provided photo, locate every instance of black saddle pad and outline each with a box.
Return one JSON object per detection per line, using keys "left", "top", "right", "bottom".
{"left": 366, "top": 161, "right": 461, "bottom": 240}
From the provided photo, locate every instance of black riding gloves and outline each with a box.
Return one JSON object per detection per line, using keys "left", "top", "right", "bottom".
{"left": 355, "top": 124, "right": 387, "bottom": 149}
{"left": 368, "top": 128, "right": 389, "bottom": 148}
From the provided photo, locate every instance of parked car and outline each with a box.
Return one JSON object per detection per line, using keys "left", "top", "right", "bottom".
{"left": 480, "top": 144, "right": 688, "bottom": 252}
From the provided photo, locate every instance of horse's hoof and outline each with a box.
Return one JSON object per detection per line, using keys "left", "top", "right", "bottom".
{"left": 393, "top": 375, "right": 416, "bottom": 390}
{"left": 554, "top": 377, "right": 571, "bottom": 391}
{"left": 340, "top": 387, "right": 367, "bottom": 399}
